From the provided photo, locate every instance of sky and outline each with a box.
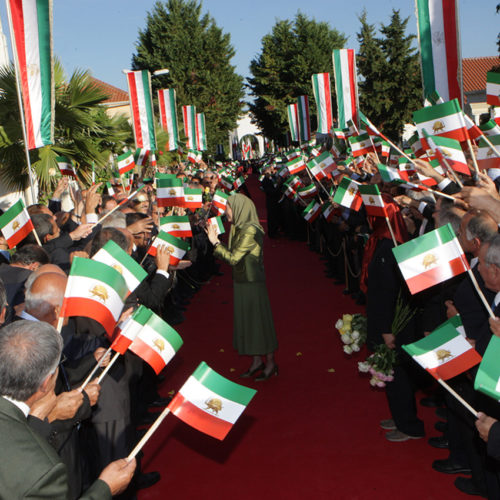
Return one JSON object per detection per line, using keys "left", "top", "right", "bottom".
{"left": 0, "top": 0, "right": 498, "bottom": 91}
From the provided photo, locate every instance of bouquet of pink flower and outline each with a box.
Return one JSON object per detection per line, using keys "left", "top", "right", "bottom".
{"left": 335, "top": 313, "right": 367, "bottom": 354}
{"left": 358, "top": 345, "right": 396, "bottom": 387}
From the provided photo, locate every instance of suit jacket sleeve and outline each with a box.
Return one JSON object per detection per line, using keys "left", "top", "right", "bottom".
{"left": 487, "top": 421, "right": 500, "bottom": 461}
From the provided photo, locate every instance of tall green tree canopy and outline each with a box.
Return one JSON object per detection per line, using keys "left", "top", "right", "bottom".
{"left": 132, "top": 0, "right": 244, "bottom": 154}
{"left": 248, "top": 13, "right": 346, "bottom": 143}
{"left": 357, "top": 10, "right": 422, "bottom": 140}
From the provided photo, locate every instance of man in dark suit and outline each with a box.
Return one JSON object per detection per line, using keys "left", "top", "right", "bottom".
{"left": 0, "top": 320, "right": 136, "bottom": 498}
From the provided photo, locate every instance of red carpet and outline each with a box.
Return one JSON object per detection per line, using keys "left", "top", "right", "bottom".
{"left": 138, "top": 177, "right": 469, "bottom": 500}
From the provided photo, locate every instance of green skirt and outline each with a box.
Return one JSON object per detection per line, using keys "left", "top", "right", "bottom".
{"left": 233, "top": 281, "right": 278, "bottom": 356}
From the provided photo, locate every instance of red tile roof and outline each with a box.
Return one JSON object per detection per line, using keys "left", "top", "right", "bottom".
{"left": 463, "top": 56, "right": 500, "bottom": 93}
{"left": 90, "top": 77, "right": 129, "bottom": 104}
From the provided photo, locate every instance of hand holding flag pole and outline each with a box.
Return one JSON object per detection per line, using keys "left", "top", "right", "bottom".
{"left": 79, "top": 346, "right": 114, "bottom": 391}
{"left": 98, "top": 184, "right": 147, "bottom": 225}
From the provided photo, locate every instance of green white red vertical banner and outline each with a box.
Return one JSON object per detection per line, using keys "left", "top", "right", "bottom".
{"left": 311, "top": 73, "right": 333, "bottom": 134}
{"left": 297, "top": 96, "right": 311, "bottom": 143}
{"left": 415, "top": 0, "right": 463, "bottom": 105}
{"left": 182, "top": 105, "right": 197, "bottom": 150}
{"left": 6, "top": 0, "right": 54, "bottom": 150}
{"left": 196, "top": 112, "right": 207, "bottom": 151}
{"left": 158, "top": 88, "right": 179, "bottom": 151}
{"left": 287, "top": 103, "right": 300, "bottom": 142}
{"left": 332, "top": 48, "right": 359, "bottom": 129}
{"left": 126, "top": 70, "right": 156, "bottom": 151}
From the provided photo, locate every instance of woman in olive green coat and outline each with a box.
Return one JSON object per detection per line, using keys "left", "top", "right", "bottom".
{"left": 206, "top": 193, "right": 278, "bottom": 381}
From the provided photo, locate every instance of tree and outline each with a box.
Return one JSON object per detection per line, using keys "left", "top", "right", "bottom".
{"left": 248, "top": 13, "right": 346, "bottom": 143}
{"left": 357, "top": 10, "right": 422, "bottom": 140}
{"left": 132, "top": 0, "right": 244, "bottom": 155}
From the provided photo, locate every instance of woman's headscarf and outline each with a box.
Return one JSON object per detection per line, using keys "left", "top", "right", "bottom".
{"left": 227, "top": 193, "right": 264, "bottom": 248}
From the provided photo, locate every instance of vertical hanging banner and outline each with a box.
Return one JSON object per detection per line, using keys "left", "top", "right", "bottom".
{"left": 287, "top": 103, "right": 300, "bottom": 142}
{"left": 182, "top": 105, "right": 197, "bottom": 150}
{"left": 126, "top": 70, "right": 157, "bottom": 151}
{"left": 311, "top": 73, "right": 333, "bottom": 134}
{"left": 158, "top": 88, "right": 179, "bottom": 151}
{"left": 297, "top": 96, "right": 311, "bottom": 143}
{"left": 6, "top": 0, "right": 54, "bottom": 150}
{"left": 416, "top": 0, "right": 462, "bottom": 105}
{"left": 196, "top": 112, "right": 207, "bottom": 151}
{"left": 332, "top": 49, "right": 359, "bottom": 130}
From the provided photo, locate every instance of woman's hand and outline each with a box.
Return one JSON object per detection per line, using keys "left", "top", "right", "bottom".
{"left": 382, "top": 333, "right": 396, "bottom": 349}
{"left": 205, "top": 224, "right": 220, "bottom": 246}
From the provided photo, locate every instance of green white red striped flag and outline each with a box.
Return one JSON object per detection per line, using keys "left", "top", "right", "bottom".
{"left": 333, "top": 177, "right": 362, "bottom": 211}
{"left": 413, "top": 99, "right": 468, "bottom": 142}
{"left": 56, "top": 156, "right": 77, "bottom": 179}
{"left": 403, "top": 315, "right": 481, "bottom": 380}
{"left": 128, "top": 308, "right": 183, "bottom": 374}
{"left": 463, "top": 114, "right": 483, "bottom": 141}
{"left": 117, "top": 151, "right": 135, "bottom": 176}
{"left": 158, "top": 88, "right": 179, "bottom": 151}
{"left": 134, "top": 148, "right": 150, "bottom": 167}
{"left": 92, "top": 240, "right": 147, "bottom": 294}
{"left": 156, "top": 174, "right": 184, "bottom": 207}
{"left": 474, "top": 335, "right": 500, "bottom": 401}
{"left": 286, "top": 148, "right": 301, "bottom": 161}
{"left": 311, "top": 73, "right": 333, "bottom": 134}
{"left": 358, "top": 184, "right": 387, "bottom": 217}
{"left": 182, "top": 105, "right": 197, "bottom": 150}
{"left": 409, "top": 132, "right": 425, "bottom": 158}
{"left": 332, "top": 49, "right": 359, "bottom": 129}
{"left": 348, "top": 133, "right": 375, "bottom": 157}
{"left": 333, "top": 128, "right": 347, "bottom": 140}
{"left": 196, "top": 112, "right": 207, "bottom": 151}
{"left": 219, "top": 176, "right": 234, "bottom": 191}
{"left": 287, "top": 103, "right": 300, "bottom": 142}
{"left": 0, "top": 199, "right": 34, "bottom": 248}
{"left": 147, "top": 230, "right": 190, "bottom": 266}
{"left": 424, "top": 90, "right": 445, "bottom": 107}
{"left": 60, "top": 257, "right": 128, "bottom": 336}
{"left": 321, "top": 202, "right": 336, "bottom": 222}
{"left": 392, "top": 224, "right": 469, "bottom": 295}
{"left": 213, "top": 190, "right": 229, "bottom": 214}
{"left": 207, "top": 216, "right": 225, "bottom": 236}
{"left": 159, "top": 215, "right": 192, "bottom": 238}
{"left": 297, "top": 183, "right": 318, "bottom": 199}
{"left": 233, "top": 176, "right": 245, "bottom": 189}
{"left": 283, "top": 175, "right": 302, "bottom": 191}
{"left": 286, "top": 156, "right": 306, "bottom": 175}
{"left": 416, "top": 0, "right": 462, "bottom": 104}
{"left": 307, "top": 151, "right": 336, "bottom": 180}
{"left": 302, "top": 200, "right": 322, "bottom": 223}
{"left": 297, "top": 96, "right": 311, "bottom": 142}
{"left": 422, "top": 131, "right": 470, "bottom": 175}
{"left": 126, "top": 70, "right": 156, "bottom": 150}
{"left": 479, "top": 120, "right": 500, "bottom": 137}
{"left": 477, "top": 135, "right": 500, "bottom": 170}
{"left": 168, "top": 361, "right": 257, "bottom": 440}
{"left": 183, "top": 187, "right": 203, "bottom": 209}
{"left": 378, "top": 163, "right": 406, "bottom": 184}
{"left": 486, "top": 72, "right": 500, "bottom": 107}
{"left": 110, "top": 305, "right": 152, "bottom": 354}
{"left": 187, "top": 150, "right": 202, "bottom": 164}
{"left": 6, "top": 0, "right": 54, "bottom": 150}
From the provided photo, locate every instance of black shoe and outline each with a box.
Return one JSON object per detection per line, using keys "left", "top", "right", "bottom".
{"left": 454, "top": 477, "right": 487, "bottom": 497}
{"left": 255, "top": 365, "right": 278, "bottom": 382}
{"left": 434, "top": 421, "right": 448, "bottom": 433}
{"left": 342, "top": 289, "right": 352, "bottom": 295}
{"left": 134, "top": 471, "right": 161, "bottom": 490}
{"left": 421, "top": 396, "right": 444, "bottom": 408}
{"left": 432, "top": 458, "right": 471, "bottom": 475}
{"left": 428, "top": 436, "right": 449, "bottom": 449}
{"left": 148, "top": 396, "right": 172, "bottom": 408}
{"left": 240, "top": 363, "right": 265, "bottom": 378}
{"left": 435, "top": 407, "right": 448, "bottom": 420}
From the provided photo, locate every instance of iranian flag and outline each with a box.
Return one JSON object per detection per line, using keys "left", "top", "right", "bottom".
{"left": 6, "top": 0, "right": 54, "bottom": 150}
{"left": 168, "top": 361, "right": 257, "bottom": 440}
{"left": 332, "top": 49, "right": 359, "bottom": 129}
{"left": 333, "top": 128, "right": 347, "bottom": 140}
{"left": 117, "top": 151, "right": 135, "bottom": 176}
{"left": 182, "top": 105, "right": 197, "bottom": 150}
{"left": 308, "top": 151, "right": 337, "bottom": 180}
{"left": 413, "top": 99, "right": 468, "bottom": 142}
{"left": 286, "top": 156, "right": 306, "bottom": 175}
{"left": 424, "top": 90, "right": 445, "bottom": 106}
{"left": 187, "top": 150, "right": 202, "bottom": 164}
{"left": 392, "top": 224, "right": 469, "bottom": 295}
{"left": 284, "top": 175, "right": 302, "bottom": 191}
{"left": 0, "top": 199, "right": 34, "bottom": 248}
{"left": 378, "top": 163, "right": 406, "bottom": 184}
{"left": 348, "top": 133, "right": 375, "bottom": 157}
{"left": 486, "top": 72, "right": 500, "bottom": 107}
{"left": 463, "top": 114, "right": 483, "bottom": 141}
{"left": 92, "top": 240, "right": 147, "bottom": 294}
{"left": 321, "top": 202, "right": 336, "bottom": 222}
{"left": 409, "top": 132, "right": 425, "bottom": 158}
{"left": 207, "top": 216, "right": 225, "bottom": 236}
{"left": 416, "top": 0, "right": 462, "bottom": 104}
{"left": 213, "top": 190, "right": 229, "bottom": 213}
{"left": 234, "top": 176, "right": 245, "bottom": 190}
{"left": 111, "top": 305, "right": 152, "bottom": 354}
{"left": 358, "top": 184, "right": 387, "bottom": 217}
{"left": 333, "top": 177, "right": 363, "bottom": 211}
{"left": 159, "top": 215, "right": 192, "bottom": 238}
{"left": 287, "top": 148, "right": 301, "bottom": 161}
{"left": 399, "top": 158, "right": 416, "bottom": 181}
{"left": 219, "top": 176, "right": 233, "bottom": 191}
{"left": 196, "top": 112, "right": 207, "bottom": 151}
{"left": 479, "top": 120, "right": 500, "bottom": 137}
{"left": 297, "top": 96, "right": 311, "bottom": 143}
{"left": 126, "top": 70, "right": 156, "bottom": 150}
{"left": 287, "top": 103, "right": 300, "bottom": 142}
{"left": 60, "top": 257, "right": 128, "bottom": 336}
{"left": 147, "top": 231, "right": 190, "bottom": 266}
{"left": 56, "top": 156, "right": 77, "bottom": 178}
{"left": 158, "top": 88, "right": 179, "bottom": 151}
{"left": 128, "top": 308, "right": 183, "bottom": 374}
{"left": 183, "top": 187, "right": 203, "bottom": 209}
{"left": 134, "top": 148, "right": 150, "bottom": 167}
{"left": 474, "top": 335, "right": 500, "bottom": 401}
{"left": 303, "top": 200, "right": 322, "bottom": 223}
{"left": 307, "top": 157, "right": 327, "bottom": 181}
{"left": 477, "top": 136, "right": 500, "bottom": 170}
{"left": 156, "top": 174, "right": 184, "bottom": 207}
{"left": 311, "top": 73, "right": 333, "bottom": 134}
{"left": 297, "top": 184, "right": 318, "bottom": 199}
{"left": 422, "top": 131, "right": 470, "bottom": 175}
{"left": 403, "top": 316, "right": 481, "bottom": 380}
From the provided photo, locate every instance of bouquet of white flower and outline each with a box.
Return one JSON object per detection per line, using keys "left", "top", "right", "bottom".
{"left": 335, "top": 313, "right": 367, "bottom": 354}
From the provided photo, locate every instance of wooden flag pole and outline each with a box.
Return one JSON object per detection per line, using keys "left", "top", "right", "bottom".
{"left": 79, "top": 346, "right": 114, "bottom": 391}
{"left": 55, "top": 316, "right": 64, "bottom": 333}
{"left": 304, "top": 165, "right": 330, "bottom": 198}
{"left": 438, "top": 379, "right": 478, "bottom": 418}
{"left": 384, "top": 216, "right": 398, "bottom": 247}
{"left": 96, "top": 352, "right": 121, "bottom": 384}
{"left": 481, "top": 134, "right": 500, "bottom": 158}
{"left": 32, "top": 227, "right": 42, "bottom": 246}
{"left": 127, "top": 405, "right": 172, "bottom": 460}
{"left": 466, "top": 138, "right": 480, "bottom": 178}
{"left": 97, "top": 185, "right": 145, "bottom": 224}
{"left": 467, "top": 268, "right": 496, "bottom": 319}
